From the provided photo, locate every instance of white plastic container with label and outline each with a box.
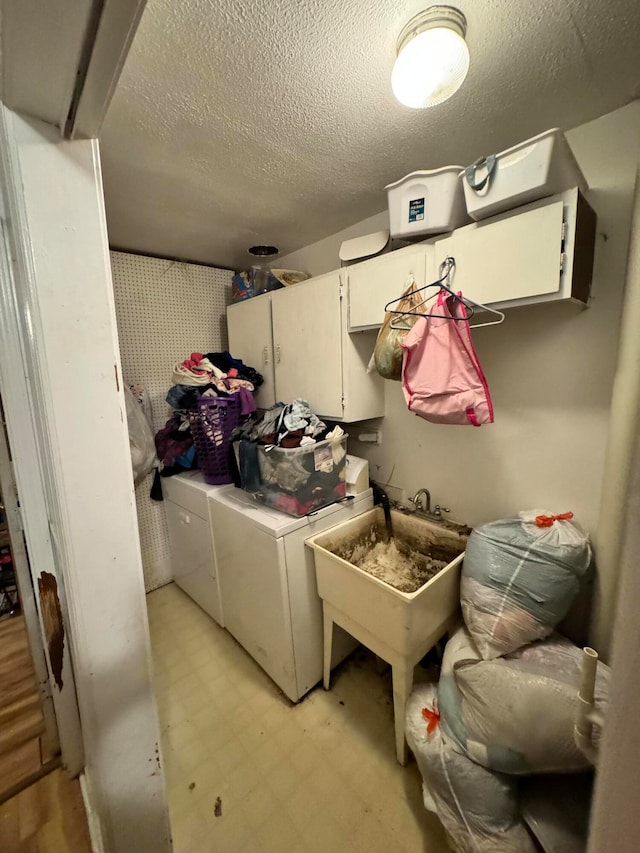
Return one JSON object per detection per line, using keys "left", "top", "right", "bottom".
{"left": 461, "top": 128, "right": 588, "bottom": 221}
{"left": 386, "top": 166, "right": 468, "bottom": 239}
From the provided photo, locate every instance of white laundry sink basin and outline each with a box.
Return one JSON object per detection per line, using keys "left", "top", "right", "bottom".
{"left": 307, "top": 507, "right": 468, "bottom": 764}
{"left": 307, "top": 507, "right": 467, "bottom": 657}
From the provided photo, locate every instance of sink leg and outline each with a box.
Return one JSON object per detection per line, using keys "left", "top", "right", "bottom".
{"left": 392, "top": 658, "right": 414, "bottom": 766}
{"left": 323, "top": 607, "right": 333, "bottom": 691}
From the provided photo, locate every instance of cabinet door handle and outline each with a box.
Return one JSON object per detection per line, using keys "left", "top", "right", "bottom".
{"left": 263, "top": 346, "right": 269, "bottom": 365}
{"left": 276, "top": 345, "right": 281, "bottom": 364}
{"left": 178, "top": 512, "right": 190, "bottom": 525}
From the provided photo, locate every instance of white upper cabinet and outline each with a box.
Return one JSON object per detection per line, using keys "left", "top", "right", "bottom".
{"left": 434, "top": 189, "right": 594, "bottom": 309}
{"left": 226, "top": 188, "right": 595, "bottom": 418}
{"left": 271, "top": 271, "right": 344, "bottom": 420}
{"left": 346, "top": 188, "right": 595, "bottom": 327}
{"left": 227, "top": 294, "right": 275, "bottom": 408}
{"left": 347, "top": 243, "right": 433, "bottom": 331}
{"left": 226, "top": 272, "right": 385, "bottom": 422}
{"left": 435, "top": 198, "right": 565, "bottom": 304}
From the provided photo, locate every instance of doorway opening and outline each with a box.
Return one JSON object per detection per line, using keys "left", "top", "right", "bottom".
{"left": 0, "top": 394, "right": 60, "bottom": 803}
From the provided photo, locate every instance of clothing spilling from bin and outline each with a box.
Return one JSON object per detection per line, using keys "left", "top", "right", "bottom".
{"left": 153, "top": 351, "right": 263, "bottom": 482}
{"left": 152, "top": 352, "right": 348, "bottom": 517}
{"left": 232, "top": 400, "right": 348, "bottom": 517}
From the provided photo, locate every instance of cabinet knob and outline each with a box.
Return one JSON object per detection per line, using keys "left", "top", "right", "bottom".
{"left": 178, "top": 512, "right": 190, "bottom": 525}
{"left": 263, "top": 346, "right": 269, "bottom": 365}
{"left": 276, "top": 345, "right": 281, "bottom": 364}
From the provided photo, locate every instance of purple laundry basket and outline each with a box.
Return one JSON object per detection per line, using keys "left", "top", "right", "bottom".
{"left": 190, "top": 396, "right": 242, "bottom": 485}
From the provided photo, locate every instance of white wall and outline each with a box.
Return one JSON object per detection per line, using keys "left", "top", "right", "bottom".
{"left": 0, "top": 109, "right": 171, "bottom": 853}
{"left": 279, "top": 209, "right": 389, "bottom": 278}
{"left": 587, "top": 166, "right": 640, "bottom": 853}
{"left": 280, "top": 102, "right": 640, "bottom": 650}
{"left": 110, "top": 251, "right": 232, "bottom": 591}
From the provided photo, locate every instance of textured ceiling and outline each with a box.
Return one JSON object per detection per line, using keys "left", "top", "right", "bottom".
{"left": 100, "top": 0, "right": 640, "bottom": 269}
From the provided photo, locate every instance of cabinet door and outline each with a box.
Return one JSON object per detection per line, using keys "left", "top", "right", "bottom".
{"left": 227, "top": 296, "right": 275, "bottom": 407}
{"left": 436, "top": 197, "right": 565, "bottom": 306}
{"left": 271, "top": 272, "right": 344, "bottom": 419}
{"left": 164, "top": 500, "right": 223, "bottom": 626}
{"left": 347, "top": 244, "right": 429, "bottom": 330}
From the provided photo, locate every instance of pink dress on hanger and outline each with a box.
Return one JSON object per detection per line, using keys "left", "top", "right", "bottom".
{"left": 401, "top": 290, "right": 494, "bottom": 426}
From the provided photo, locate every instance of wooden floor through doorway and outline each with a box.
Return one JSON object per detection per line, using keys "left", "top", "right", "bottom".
{"left": 0, "top": 768, "right": 92, "bottom": 853}
{"left": 0, "top": 614, "right": 55, "bottom": 803}
{"left": 0, "top": 618, "right": 92, "bottom": 852}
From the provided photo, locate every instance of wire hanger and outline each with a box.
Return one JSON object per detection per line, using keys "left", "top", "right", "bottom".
{"left": 385, "top": 258, "right": 470, "bottom": 328}
{"left": 453, "top": 258, "right": 506, "bottom": 329}
{"left": 384, "top": 257, "right": 505, "bottom": 330}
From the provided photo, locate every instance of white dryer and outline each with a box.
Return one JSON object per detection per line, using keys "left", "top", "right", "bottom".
{"left": 208, "top": 480, "right": 373, "bottom": 702}
{"left": 161, "top": 471, "right": 231, "bottom": 626}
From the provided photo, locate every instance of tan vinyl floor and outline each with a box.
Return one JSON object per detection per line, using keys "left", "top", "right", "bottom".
{"left": 148, "top": 582, "right": 448, "bottom": 853}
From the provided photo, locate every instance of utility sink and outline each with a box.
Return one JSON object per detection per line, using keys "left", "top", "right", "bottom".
{"left": 306, "top": 507, "right": 468, "bottom": 764}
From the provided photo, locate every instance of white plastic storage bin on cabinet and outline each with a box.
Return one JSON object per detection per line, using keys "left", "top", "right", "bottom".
{"left": 461, "top": 128, "right": 588, "bottom": 221}
{"left": 386, "top": 166, "right": 469, "bottom": 239}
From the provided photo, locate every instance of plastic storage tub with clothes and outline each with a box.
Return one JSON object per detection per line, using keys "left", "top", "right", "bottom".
{"left": 237, "top": 435, "right": 348, "bottom": 517}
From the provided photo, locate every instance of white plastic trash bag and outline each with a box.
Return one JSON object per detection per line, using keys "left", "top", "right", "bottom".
{"left": 406, "top": 684, "right": 536, "bottom": 853}
{"left": 461, "top": 510, "right": 591, "bottom": 659}
{"left": 124, "top": 385, "right": 156, "bottom": 485}
{"left": 438, "top": 626, "right": 609, "bottom": 775}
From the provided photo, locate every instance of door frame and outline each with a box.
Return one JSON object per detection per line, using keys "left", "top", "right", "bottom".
{"left": 0, "top": 132, "right": 84, "bottom": 773}
{"left": 0, "top": 104, "right": 172, "bottom": 853}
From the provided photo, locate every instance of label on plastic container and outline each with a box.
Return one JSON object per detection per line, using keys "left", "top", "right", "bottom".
{"left": 314, "top": 445, "right": 334, "bottom": 473}
{"left": 409, "top": 196, "right": 425, "bottom": 222}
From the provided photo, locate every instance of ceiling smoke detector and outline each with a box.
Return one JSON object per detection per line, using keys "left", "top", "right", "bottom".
{"left": 392, "top": 5, "right": 469, "bottom": 109}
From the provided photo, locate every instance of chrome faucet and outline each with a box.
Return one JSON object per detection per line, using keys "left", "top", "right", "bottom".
{"left": 409, "top": 488, "right": 432, "bottom": 514}
{"left": 409, "top": 488, "right": 451, "bottom": 519}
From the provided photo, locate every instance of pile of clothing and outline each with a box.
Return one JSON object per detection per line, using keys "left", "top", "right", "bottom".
{"left": 232, "top": 398, "right": 326, "bottom": 448}
{"left": 153, "top": 351, "right": 262, "bottom": 484}
{"left": 405, "top": 510, "right": 609, "bottom": 852}
{"left": 233, "top": 400, "right": 347, "bottom": 516}
{"left": 167, "top": 351, "right": 261, "bottom": 413}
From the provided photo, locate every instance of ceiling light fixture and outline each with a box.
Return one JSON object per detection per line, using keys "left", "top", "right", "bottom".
{"left": 392, "top": 5, "right": 469, "bottom": 109}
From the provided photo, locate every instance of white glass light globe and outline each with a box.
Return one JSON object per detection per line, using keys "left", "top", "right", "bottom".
{"left": 392, "top": 26, "right": 470, "bottom": 109}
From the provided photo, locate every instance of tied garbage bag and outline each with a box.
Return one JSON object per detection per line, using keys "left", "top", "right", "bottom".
{"left": 461, "top": 510, "right": 591, "bottom": 659}
{"left": 374, "top": 277, "right": 424, "bottom": 380}
{"left": 406, "top": 684, "right": 536, "bottom": 853}
{"left": 438, "top": 626, "right": 609, "bottom": 775}
{"left": 124, "top": 385, "right": 156, "bottom": 485}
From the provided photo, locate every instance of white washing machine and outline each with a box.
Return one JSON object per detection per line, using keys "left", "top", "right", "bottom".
{"left": 208, "top": 472, "right": 373, "bottom": 702}
{"left": 161, "top": 471, "right": 231, "bottom": 626}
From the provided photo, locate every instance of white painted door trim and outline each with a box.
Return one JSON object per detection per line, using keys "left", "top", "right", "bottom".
{"left": 0, "top": 162, "right": 84, "bottom": 774}
{"left": 0, "top": 104, "right": 171, "bottom": 852}
{"left": 66, "top": 0, "right": 148, "bottom": 138}
{"left": 1, "top": 0, "right": 147, "bottom": 139}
